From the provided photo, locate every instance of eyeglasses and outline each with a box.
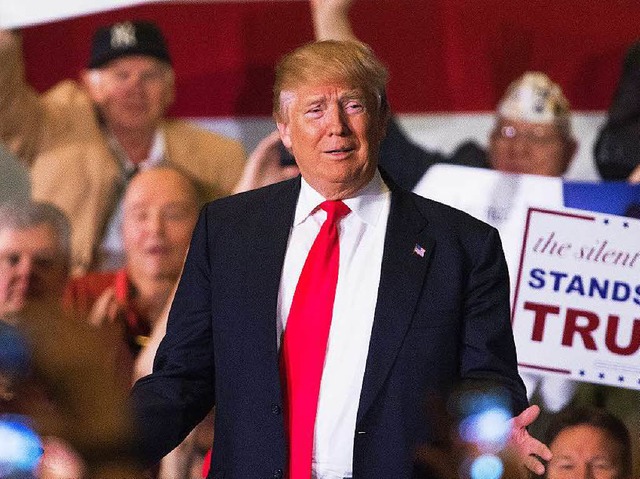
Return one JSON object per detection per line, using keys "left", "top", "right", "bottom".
{"left": 494, "top": 125, "right": 563, "bottom": 144}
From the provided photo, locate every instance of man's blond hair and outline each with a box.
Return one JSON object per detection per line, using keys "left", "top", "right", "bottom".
{"left": 273, "top": 40, "right": 389, "bottom": 123}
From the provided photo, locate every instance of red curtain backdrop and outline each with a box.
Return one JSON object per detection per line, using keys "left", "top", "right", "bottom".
{"left": 21, "top": 0, "right": 640, "bottom": 117}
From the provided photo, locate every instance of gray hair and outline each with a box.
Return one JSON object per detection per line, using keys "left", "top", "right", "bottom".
{"left": 0, "top": 201, "right": 71, "bottom": 262}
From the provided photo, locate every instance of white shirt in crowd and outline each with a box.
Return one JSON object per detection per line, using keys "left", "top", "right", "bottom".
{"left": 99, "top": 129, "right": 166, "bottom": 270}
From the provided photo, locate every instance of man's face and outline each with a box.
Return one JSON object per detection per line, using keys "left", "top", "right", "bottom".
{"left": 547, "top": 425, "right": 627, "bottom": 479}
{"left": 0, "top": 225, "right": 68, "bottom": 318}
{"left": 277, "top": 81, "right": 385, "bottom": 199}
{"left": 488, "top": 118, "right": 575, "bottom": 177}
{"left": 122, "top": 169, "right": 198, "bottom": 282}
{"left": 85, "top": 55, "right": 174, "bottom": 132}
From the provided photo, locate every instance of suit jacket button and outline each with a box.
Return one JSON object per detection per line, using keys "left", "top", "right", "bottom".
{"left": 272, "top": 468, "right": 283, "bottom": 478}
{"left": 271, "top": 404, "right": 282, "bottom": 415}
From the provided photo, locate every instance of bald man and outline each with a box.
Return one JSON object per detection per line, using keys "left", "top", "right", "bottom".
{"left": 65, "top": 166, "right": 200, "bottom": 371}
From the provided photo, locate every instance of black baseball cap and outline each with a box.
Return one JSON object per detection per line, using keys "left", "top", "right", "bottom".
{"left": 88, "top": 20, "right": 171, "bottom": 69}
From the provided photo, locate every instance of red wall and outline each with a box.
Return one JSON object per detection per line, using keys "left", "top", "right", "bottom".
{"left": 21, "top": 0, "right": 640, "bottom": 116}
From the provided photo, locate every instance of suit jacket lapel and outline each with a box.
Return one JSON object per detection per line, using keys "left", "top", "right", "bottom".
{"left": 241, "top": 178, "right": 300, "bottom": 365}
{"left": 357, "top": 187, "right": 435, "bottom": 424}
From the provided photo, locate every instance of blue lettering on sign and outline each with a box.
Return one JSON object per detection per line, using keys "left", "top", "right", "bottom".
{"left": 527, "top": 269, "right": 640, "bottom": 307}
{"left": 528, "top": 268, "right": 545, "bottom": 289}
{"left": 566, "top": 275, "right": 585, "bottom": 295}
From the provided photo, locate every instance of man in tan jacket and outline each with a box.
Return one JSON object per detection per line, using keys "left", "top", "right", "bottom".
{"left": 0, "top": 21, "right": 246, "bottom": 275}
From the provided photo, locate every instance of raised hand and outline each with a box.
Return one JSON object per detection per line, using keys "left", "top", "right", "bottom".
{"left": 628, "top": 164, "right": 640, "bottom": 183}
{"left": 310, "top": 0, "right": 357, "bottom": 41}
{"left": 234, "top": 131, "right": 299, "bottom": 193}
{"left": 86, "top": 287, "right": 121, "bottom": 327}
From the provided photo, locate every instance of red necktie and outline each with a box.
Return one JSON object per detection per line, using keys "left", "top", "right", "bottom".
{"left": 281, "top": 200, "right": 351, "bottom": 479}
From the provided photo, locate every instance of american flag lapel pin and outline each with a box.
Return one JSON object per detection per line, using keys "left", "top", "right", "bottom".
{"left": 413, "top": 244, "right": 426, "bottom": 258}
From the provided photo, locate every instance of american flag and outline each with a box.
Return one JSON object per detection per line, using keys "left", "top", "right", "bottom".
{"left": 413, "top": 244, "right": 426, "bottom": 258}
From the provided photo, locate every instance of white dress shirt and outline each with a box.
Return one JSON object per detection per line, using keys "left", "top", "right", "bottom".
{"left": 277, "top": 170, "right": 391, "bottom": 479}
{"left": 99, "top": 129, "right": 166, "bottom": 270}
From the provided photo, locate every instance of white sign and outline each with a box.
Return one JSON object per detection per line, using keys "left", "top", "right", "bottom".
{"left": 0, "top": 0, "right": 295, "bottom": 29}
{"left": 0, "top": 0, "right": 162, "bottom": 29}
{"left": 414, "top": 165, "right": 564, "bottom": 302}
{"left": 512, "top": 208, "right": 640, "bottom": 390}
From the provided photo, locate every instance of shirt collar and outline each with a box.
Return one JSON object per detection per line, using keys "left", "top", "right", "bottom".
{"left": 294, "top": 169, "right": 389, "bottom": 227}
{"left": 107, "top": 128, "right": 166, "bottom": 175}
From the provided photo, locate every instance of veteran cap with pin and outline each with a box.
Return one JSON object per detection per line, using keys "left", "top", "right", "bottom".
{"left": 497, "top": 72, "right": 571, "bottom": 128}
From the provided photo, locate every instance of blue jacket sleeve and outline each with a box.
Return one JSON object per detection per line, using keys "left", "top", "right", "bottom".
{"left": 130, "top": 206, "right": 216, "bottom": 465}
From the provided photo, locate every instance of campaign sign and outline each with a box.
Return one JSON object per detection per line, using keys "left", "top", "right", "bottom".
{"left": 512, "top": 208, "right": 640, "bottom": 390}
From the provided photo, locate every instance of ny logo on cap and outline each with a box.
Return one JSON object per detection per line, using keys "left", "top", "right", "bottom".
{"left": 110, "top": 22, "right": 137, "bottom": 49}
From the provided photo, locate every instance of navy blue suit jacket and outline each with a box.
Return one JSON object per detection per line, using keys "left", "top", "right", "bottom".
{"left": 131, "top": 173, "right": 527, "bottom": 479}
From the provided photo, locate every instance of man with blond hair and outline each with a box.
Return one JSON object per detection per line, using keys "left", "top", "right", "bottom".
{"left": 133, "top": 40, "right": 550, "bottom": 478}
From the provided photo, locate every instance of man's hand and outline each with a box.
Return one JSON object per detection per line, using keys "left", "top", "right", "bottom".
{"left": 628, "top": 163, "right": 640, "bottom": 183}
{"left": 416, "top": 398, "right": 543, "bottom": 479}
{"left": 0, "top": 29, "right": 19, "bottom": 49}
{"left": 310, "top": 0, "right": 354, "bottom": 18}
{"left": 132, "top": 293, "right": 171, "bottom": 383}
{"left": 86, "top": 287, "right": 121, "bottom": 327}
{"left": 310, "top": 0, "right": 356, "bottom": 41}
{"left": 233, "top": 131, "right": 299, "bottom": 194}
{"left": 509, "top": 405, "right": 552, "bottom": 475}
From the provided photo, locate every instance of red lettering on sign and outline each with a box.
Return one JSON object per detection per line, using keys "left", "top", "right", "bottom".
{"left": 605, "top": 316, "right": 640, "bottom": 356}
{"left": 524, "top": 301, "right": 560, "bottom": 342}
{"left": 562, "top": 308, "right": 598, "bottom": 350}
{"left": 521, "top": 303, "right": 639, "bottom": 357}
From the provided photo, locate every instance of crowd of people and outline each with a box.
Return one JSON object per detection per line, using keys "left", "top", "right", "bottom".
{"left": 1, "top": 0, "right": 638, "bottom": 478}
